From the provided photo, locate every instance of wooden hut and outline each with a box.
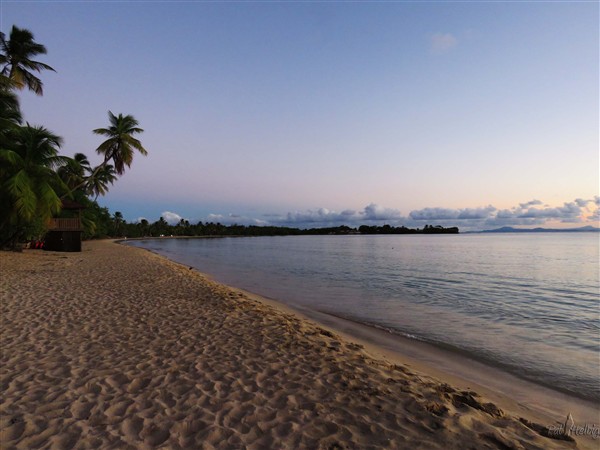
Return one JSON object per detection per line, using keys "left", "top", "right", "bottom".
{"left": 45, "top": 200, "right": 85, "bottom": 252}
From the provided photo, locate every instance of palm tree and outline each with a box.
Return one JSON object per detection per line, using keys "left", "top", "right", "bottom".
{"left": 62, "top": 112, "right": 147, "bottom": 198}
{"left": 139, "top": 218, "right": 149, "bottom": 236}
{"left": 87, "top": 163, "right": 117, "bottom": 200}
{"left": 0, "top": 75, "right": 22, "bottom": 133}
{"left": 58, "top": 152, "right": 91, "bottom": 191}
{"left": 0, "top": 25, "right": 55, "bottom": 95}
{"left": 93, "top": 111, "right": 147, "bottom": 175}
{"left": 58, "top": 152, "right": 115, "bottom": 200}
{"left": 113, "top": 211, "right": 124, "bottom": 236}
{"left": 0, "top": 125, "right": 68, "bottom": 244}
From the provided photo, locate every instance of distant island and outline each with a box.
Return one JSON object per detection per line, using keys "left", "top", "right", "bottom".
{"left": 473, "top": 226, "right": 599, "bottom": 234}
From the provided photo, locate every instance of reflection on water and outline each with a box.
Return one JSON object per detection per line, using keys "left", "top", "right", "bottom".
{"left": 127, "top": 233, "right": 600, "bottom": 400}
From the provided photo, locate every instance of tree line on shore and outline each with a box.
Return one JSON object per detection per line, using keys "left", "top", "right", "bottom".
{"left": 98, "top": 215, "right": 459, "bottom": 238}
{"left": 0, "top": 25, "right": 148, "bottom": 249}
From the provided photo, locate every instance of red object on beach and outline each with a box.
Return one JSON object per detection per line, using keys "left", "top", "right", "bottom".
{"left": 31, "top": 240, "right": 44, "bottom": 249}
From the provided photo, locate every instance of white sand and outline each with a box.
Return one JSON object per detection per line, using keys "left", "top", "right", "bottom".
{"left": 0, "top": 240, "right": 586, "bottom": 449}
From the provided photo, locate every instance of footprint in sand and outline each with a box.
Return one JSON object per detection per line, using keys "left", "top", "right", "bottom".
{"left": 140, "top": 422, "right": 171, "bottom": 446}
{"left": 71, "top": 400, "right": 94, "bottom": 420}
{"left": 104, "top": 399, "right": 133, "bottom": 417}
{"left": 1, "top": 416, "right": 25, "bottom": 441}
{"left": 121, "top": 416, "right": 144, "bottom": 440}
{"left": 127, "top": 377, "right": 151, "bottom": 394}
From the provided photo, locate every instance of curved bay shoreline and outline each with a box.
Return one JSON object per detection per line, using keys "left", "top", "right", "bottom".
{"left": 1, "top": 240, "right": 597, "bottom": 449}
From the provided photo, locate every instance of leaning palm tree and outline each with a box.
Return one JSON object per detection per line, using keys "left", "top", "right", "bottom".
{"left": 0, "top": 25, "right": 55, "bottom": 95}
{"left": 58, "top": 152, "right": 91, "bottom": 191}
{"left": 93, "top": 111, "right": 147, "bottom": 175}
{"left": 87, "top": 163, "right": 117, "bottom": 200}
{"left": 63, "top": 112, "right": 148, "bottom": 199}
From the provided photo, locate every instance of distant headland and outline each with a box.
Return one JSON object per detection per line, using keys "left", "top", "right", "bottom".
{"left": 472, "top": 226, "right": 599, "bottom": 234}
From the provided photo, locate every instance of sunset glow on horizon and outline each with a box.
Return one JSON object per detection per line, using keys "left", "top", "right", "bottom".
{"left": 3, "top": 1, "right": 598, "bottom": 231}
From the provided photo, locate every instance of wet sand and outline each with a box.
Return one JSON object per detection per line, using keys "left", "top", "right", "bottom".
{"left": 0, "top": 240, "right": 592, "bottom": 449}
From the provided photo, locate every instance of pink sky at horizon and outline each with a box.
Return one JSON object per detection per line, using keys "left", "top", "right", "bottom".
{"left": 3, "top": 2, "right": 598, "bottom": 230}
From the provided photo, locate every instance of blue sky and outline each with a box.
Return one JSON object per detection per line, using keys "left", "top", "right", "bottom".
{"left": 2, "top": 1, "right": 598, "bottom": 230}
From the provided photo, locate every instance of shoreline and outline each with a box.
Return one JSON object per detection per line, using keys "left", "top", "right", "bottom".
{"left": 122, "top": 238, "right": 599, "bottom": 423}
{"left": 1, "top": 240, "right": 596, "bottom": 448}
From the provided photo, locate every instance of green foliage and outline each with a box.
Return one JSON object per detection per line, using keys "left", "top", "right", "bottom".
{"left": 0, "top": 25, "right": 146, "bottom": 249}
{"left": 0, "top": 123, "right": 68, "bottom": 246}
{"left": 0, "top": 25, "right": 55, "bottom": 95}
{"left": 93, "top": 111, "right": 147, "bottom": 175}
{"left": 80, "top": 200, "right": 113, "bottom": 239}
{"left": 98, "top": 219, "right": 458, "bottom": 239}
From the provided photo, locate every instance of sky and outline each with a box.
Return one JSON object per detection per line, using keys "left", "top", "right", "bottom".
{"left": 2, "top": 1, "right": 598, "bottom": 231}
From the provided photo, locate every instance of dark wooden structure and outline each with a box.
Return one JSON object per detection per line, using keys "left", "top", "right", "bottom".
{"left": 44, "top": 200, "right": 85, "bottom": 252}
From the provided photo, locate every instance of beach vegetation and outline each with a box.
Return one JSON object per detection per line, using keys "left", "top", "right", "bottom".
{"left": 0, "top": 24, "right": 147, "bottom": 249}
{"left": 95, "top": 218, "right": 458, "bottom": 239}
{"left": 93, "top": 112, "right": 147, "bottom": 176}
{"left": 0, "top": 124, "right": 69, "bottom": 247}
{"left": 0, "top": 25, "right": 55, "bottom": 95}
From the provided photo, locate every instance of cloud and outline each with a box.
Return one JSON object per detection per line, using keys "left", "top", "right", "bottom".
{"left": 431, "top": 33, "right": 458, "bottom": 53}
{"left": 179, "top": 198, "right": 598, "bottom": 232}
{"left": 409, "top": 207, "right": 458, "bottom": 221}
{"left": 516, "top": 201, "right": 583, "bottom": 222}
{"left": 275, "top": 204, "right": 403, "bottom": 228}
{"left": 488, "top": 199, "right": 598, "bottom": 226}
{"left": 161, "top": 211, "right": 184, "bottom": 225}
{"left": 590, "top": 196, "right": 600, "bottom": 222}
{"left": 519, "top": 199, "right": 543, "bottom": 209}
{"left": 409, "top": 206, "right": 496, "bottom": 221}
{"left": 362, "top": 203, "right": 403, "bottom": 221}
{"left": 284, "top": 208, "right": 349, "bottom": 225}
{"left": 206, "top": 213, "right": 268, "bottom": 226}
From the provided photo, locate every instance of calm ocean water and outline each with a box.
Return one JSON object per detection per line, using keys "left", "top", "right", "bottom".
{"left": 126, "top": 233, "right": 600, "bottom": 401}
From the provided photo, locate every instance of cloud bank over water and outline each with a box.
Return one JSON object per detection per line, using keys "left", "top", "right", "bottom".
{"left": 154, "top": 198, "right": 599, "bottom": 232}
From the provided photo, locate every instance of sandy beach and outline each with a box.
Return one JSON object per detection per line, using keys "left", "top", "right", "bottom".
{"left": 0, "top": 240, "right": 590, "bottom": 449}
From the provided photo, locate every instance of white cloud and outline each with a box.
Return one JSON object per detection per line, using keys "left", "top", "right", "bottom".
{"left": 161, "top": 211, "right": 184, "bottom": 225}
{"left": 362, "top": 203, "right": 403, "bottom": 221}
{"left": 431, "top": 33, "right": 458, "bottom": 53}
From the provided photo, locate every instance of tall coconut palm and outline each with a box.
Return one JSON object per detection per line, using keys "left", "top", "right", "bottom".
{"left": 0, "top": 125, "right": 67, "bottom": 228}
{"left": 93, "top": 111, "right": 147, "bottom": 175}
{"left": 0, "top": 75, "right": 21, "bottom": 132}
{"left": 0, "top": 25, "right": 55, "bottom": 95}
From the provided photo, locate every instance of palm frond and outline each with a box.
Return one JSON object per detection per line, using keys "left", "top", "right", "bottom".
{"left": 8, "top": 170, "right": 35, "bottom": 220}
{"left": 0, "top": 148, "right": 22, "bottom": 165}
